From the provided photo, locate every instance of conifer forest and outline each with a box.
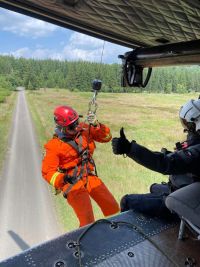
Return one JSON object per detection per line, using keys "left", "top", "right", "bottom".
{"left": 0, "top": 55, "right": 200, "bottom": 94}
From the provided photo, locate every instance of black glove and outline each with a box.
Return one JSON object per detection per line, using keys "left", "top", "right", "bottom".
{"left": 112, "top": 127, "right": 131, "bottom": 155}
{"left": 63, "top": 174, "right": 77, "bottom": 185}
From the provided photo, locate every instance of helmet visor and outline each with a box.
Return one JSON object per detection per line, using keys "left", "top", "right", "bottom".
{"left": 180, "top": 117, "right": 195, "bottom": 132}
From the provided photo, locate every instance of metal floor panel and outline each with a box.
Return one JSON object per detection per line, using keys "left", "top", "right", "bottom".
{"left": 0, "top": 211, "right": 181, "bottom": 267}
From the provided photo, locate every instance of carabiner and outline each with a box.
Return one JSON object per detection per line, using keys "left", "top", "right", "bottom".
{"left": 88, "top": 101, "right": 98, "bottom": 114}
{"left": 88, "top": 90, "right": 98, "bottom": 114}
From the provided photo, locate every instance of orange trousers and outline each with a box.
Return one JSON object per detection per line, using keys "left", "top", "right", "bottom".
{"left": 65, "top": 175, "right": 120, "bottom": 227}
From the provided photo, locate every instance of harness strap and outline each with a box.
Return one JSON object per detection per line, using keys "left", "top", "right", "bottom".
{"left": 66, "top": 136, "right": 83, "bottom": 154}
{"left": 63, "top": 184, "right": 74, "bottom": 198}
{"left": 62, "top": 135, "right": 97, "bottom": 198}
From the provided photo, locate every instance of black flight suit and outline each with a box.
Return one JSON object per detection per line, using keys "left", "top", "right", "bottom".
{"left": 121, "top": 133, "right": 200, "bottom": 217}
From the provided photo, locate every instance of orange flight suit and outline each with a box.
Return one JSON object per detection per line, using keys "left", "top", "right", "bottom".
{"left": 42, "top": 122, "right": 119, "bottom": 227}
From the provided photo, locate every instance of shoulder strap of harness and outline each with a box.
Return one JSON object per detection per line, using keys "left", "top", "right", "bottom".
{"left": 66, "top": 136, "right": 83, "bottom": 154}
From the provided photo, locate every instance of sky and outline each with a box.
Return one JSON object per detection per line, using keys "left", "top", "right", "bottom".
{"left": 0, "top": 8, "right": 129, "bottom": 64}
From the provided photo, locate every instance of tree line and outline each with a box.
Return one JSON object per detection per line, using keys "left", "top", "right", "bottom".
{"left": 0, "top": 55, "right": 200, "bottom": 93}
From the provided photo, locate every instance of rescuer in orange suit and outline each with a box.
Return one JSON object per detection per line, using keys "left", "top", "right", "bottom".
{"left": 42, "top": 105, "right": 119, "bottom": 227}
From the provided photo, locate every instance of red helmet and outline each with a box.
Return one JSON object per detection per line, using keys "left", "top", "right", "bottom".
{"left": 54, "top": 106, "right": 79, "bottom": 127}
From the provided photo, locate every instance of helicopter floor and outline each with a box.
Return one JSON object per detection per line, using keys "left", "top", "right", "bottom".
{"left": 0, "top": 210, "right": 199, "bottom": 267}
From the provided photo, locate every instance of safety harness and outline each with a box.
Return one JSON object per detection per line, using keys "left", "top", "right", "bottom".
{"left": 55, "top": 80, "right": 101, "bottom": 198}
{"left": 159, "top": 138, "right": 200, "bottom": 194}
{"left": 61, "top": 134, "right": 97, "bottom": 198}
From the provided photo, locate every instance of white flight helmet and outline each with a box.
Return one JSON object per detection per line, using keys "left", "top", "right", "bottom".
{"left": 179, "top": 99, "right": 200, "bottom": 132}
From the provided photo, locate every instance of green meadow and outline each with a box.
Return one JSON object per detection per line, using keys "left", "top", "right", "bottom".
{"left": 27, "top": 89, "right": 199, "bottom": 231}
{"left": 0, "top": 92, "right": 16, "bottom": 170}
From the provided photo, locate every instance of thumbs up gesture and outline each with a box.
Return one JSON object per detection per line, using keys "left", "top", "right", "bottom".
{"left": 112, "top": 127, "right": 131, "bottom": 155}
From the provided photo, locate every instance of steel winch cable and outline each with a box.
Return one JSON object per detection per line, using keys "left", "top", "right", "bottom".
{"left": 87, "top": 40, "right": 105, "bottom": 115}
{"left": 98, "top": 40, "right": 105, "bottom": 78}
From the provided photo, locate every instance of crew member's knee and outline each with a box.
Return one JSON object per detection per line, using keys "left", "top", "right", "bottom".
{"left": 120, "top": 194, "right": 141, "bottom": 213}
{"left": 120, "top": 194, "right": 129, "bottom": 212}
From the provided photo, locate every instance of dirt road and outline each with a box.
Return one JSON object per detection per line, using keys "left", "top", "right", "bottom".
{"left": 0, "top": 90, "right": 62, "bottom": 261}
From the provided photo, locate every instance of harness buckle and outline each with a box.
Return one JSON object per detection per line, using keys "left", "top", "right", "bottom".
{"left": 82, "top": 150, "right": 88, "bottom": 161}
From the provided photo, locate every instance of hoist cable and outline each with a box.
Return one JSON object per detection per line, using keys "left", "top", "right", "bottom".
{"left": 97, "top": 40, "right": 106, "bottom": 79}
{"left": 88, "top": 40, "right": 105, "bottom": 114}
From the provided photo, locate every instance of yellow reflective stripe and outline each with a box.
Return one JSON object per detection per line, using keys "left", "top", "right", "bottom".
{"left": 50, "top": 172, "right": 60, "bottom": 187}
{"left": 102, "top": 133, "right": 112, "bottom": 141}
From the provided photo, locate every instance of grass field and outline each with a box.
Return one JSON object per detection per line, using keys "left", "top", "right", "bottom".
{"left": 0, "top": 92, "right": 16, "bottom": 170}
{"left": 26, "top": 89, "right": 199, "bottom": 231}
{"left": 0, "top": 90, "right": 11, "bottom": 103}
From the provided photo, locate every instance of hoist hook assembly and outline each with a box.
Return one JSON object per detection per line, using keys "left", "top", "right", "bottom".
{"left": 88, "top": 79, "right": 102, "bottom": 114}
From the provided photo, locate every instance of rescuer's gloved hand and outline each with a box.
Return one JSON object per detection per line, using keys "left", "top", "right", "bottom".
{"left": 112, "top": 127, "right": 131, "bottom": 155}
{"left": 87, "top": 111, "right": 98, "bottom": 126}
{"left": 64, "top": 174, "right": 77, "bottom": 185}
